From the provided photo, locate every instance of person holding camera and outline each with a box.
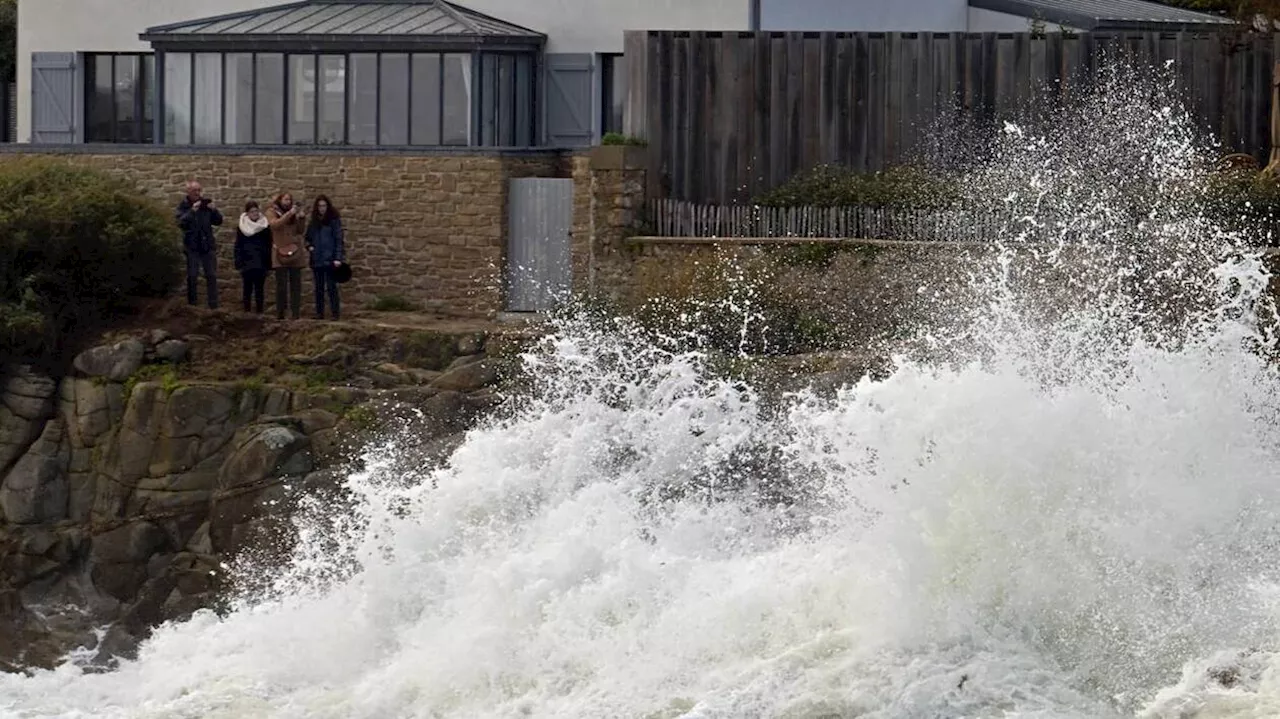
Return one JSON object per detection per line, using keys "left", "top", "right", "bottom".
{"left": 175, "top": 180, "right": 224, "bottom": 310}
{"left": 305, "top": 195, "right": 345, "bottom": 321}
{"left": 266, "top": 191, "right": 307, "bottom": 319}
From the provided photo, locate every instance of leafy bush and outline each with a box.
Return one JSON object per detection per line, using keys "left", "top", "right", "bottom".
{"left": 0, "top": 158, "right": 181, "bottom": 360}
{"left": 600, "top": 132, "right": 647, "bottom": 147}
{"left": 754, "top": 164, "right": 961, "bottom": 209}
{"left": 369, "top": 294, "right": 420, "bottom": 312}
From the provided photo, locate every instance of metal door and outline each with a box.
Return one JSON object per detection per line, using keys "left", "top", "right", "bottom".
{"left": 507, "top": 178, "right": 573, "bottom": 312}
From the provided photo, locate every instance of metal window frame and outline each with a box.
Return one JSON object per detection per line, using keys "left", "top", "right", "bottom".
{"left": 599, "top": 53, "right": 623, "bottom": 136}
{"left": 84, "top": 51, "right": 152, "bottom": 143}
{"left": 147, "top": 47, "right": 541, "bottom": 147}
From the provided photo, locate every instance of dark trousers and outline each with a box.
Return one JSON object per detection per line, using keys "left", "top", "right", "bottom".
{"left": 185, "top": 250, "right": 218, "bottom": 309}
{"left": 313, "top": 267, "right": 340, "bottom": 320}
{"left": 241, "top": 269, "right": 266, "bottom": 313}
{"left": 275, "top": 267, "right": 302, "bottom": 319}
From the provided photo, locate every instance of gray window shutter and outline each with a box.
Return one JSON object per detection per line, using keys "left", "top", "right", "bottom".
{"left": 544, "top": 54, "right": 594, "bottom": 147}
{"left": 31, "top": 52, "right": 80, "bottom": 144}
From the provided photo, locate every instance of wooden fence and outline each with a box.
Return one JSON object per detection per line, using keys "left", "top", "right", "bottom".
{"left": 624, "top": 30, "right": 1276, "bottom": 204}
{"left": 650, "top": 199, "right": 1008, "bottom": 242}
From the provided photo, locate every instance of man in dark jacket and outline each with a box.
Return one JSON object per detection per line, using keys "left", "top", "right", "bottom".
{"left": 175, "top": 180, "right": 224, "bottom": 309}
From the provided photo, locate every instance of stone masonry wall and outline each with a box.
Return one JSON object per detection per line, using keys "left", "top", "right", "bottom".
{"left": 571, "top": 147, "right": 649, "bottom": 299}
{"left": 0, "top": 150, "right": 566, "bottom": 318}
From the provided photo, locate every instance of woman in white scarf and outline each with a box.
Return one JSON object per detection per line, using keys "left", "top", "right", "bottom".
{"left": 233, "top": 201, "right": 273, "bottom": 314}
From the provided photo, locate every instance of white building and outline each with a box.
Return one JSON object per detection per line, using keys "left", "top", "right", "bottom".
{"left": 16, "top": 0, "right": 1231, "bottom": 147}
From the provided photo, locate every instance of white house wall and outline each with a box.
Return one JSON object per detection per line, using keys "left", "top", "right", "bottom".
{"left": 17, "top": 0, "right": 751, "bottom": 142}
{"left": 967, "top": 7, "right": 1081, "bottom": 32}
{"left": 760, "top": 0, "right": 968, "bottom": 31}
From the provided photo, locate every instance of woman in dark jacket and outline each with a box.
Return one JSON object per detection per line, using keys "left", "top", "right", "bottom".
{"left": 305, "top": 195, "right": 346, "bottom": 320}
{"left": 234, "top": 201, "right": 273, "bottom": 314}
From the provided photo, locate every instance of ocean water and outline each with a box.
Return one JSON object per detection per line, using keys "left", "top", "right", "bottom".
{"left": 5, "top": 69, "right": 1280, "bottom": 719}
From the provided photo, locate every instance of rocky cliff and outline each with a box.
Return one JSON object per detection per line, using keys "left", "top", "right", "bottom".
{"left": 0, "top": 321, "right": 523, "bottom": 671}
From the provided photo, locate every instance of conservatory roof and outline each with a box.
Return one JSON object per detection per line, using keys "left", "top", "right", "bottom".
{"left": 140, "top": 0, "right": 545, "bottom": 50}
{"left": 969, "top": 0, "right": 1237, "bottom": 31}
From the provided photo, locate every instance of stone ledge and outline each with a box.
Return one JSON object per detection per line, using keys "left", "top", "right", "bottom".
{"left": 626, "top": 236, "right": 1010, "bottom": 248}
{"left": 589, "top": 145, "right": 648, "bottom": 171}
{"left": 0, "top": 144, "right": 576, "bottom": 158}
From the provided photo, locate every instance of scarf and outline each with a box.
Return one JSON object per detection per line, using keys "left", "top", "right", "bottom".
{"left": 239, "top": 213, "right": 270, "bottom": 237}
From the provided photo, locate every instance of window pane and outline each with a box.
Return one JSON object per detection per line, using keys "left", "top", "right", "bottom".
{"left": 479, "top": 54, "right": 495, "bottom": 145}
{"left": 113, "top": 55, "right": 139, "bottom": 142}
{"left": 193, "top": 53, "right": 222, "bottom": 143}
{"left": 604, "top": 55, "right": 626, "bottom": 135}
{"left": 164, "top": 52, "right": 192, "bottom": 144}
{"left": 348, "top": 53, "right": 376, "bottom": 145}
{"left": 497, "top": 55, "right": 514, "bottom": 146}
{"left": 255, "top": 53, "right": 284, "bottom": 144}
{"left": 379, "top": 53, "right": 408, "bottom": 145}
{"left": 86, "top": 55, "right": 114, "bottom": 142}
{"left": 224, "top": 53, "right": 253, "bottom": 144}
{"left": 318, "top": 54, "right": 345, "bottom": 144}
{"left": 514, "top": 54, "right": 533, "bottom": 146}
{"left": 410, "top": 54, "right": 440, "bottom": 145}
{"left": 288, "top": 54, "right": 315, "bottom": 144}
{"left": 442, "top": 53, "right": 471, "bottom": 146}
{"left": 143, "top": 55, "right": 156, "bottom": 143}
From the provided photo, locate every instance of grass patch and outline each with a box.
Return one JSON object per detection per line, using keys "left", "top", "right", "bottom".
{"left": 369, "top": 294, "right": 420, "bottom": 313}
{"left": 342, "top": 404, "right": 380, "bottom": 431}
{"left": 124, "top": 364, "right": 183, "bottom": 399}
{"left": 403, "top": 331, "right": 457, "bottom": 371}
{"left": 301, "top": 365, "right": 348, "bottom": 389}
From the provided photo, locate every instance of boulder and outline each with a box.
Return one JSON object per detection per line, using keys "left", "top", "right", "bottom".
{"left": 129, "top": 461, "right": 221, "bottom": 515}
{"left": 430, "top": 359, "right": 500, "bottom": 393}
{"left": 0, "top": 419, "right": 70, "bottom": 524}
{"left": 101, "top": 383, "right": 166, "bottom": 485}
{"left": 262, "top": 387, "right": 292, "bottom": 417}
{"left": 385, "top": 337, "right": 407, "bottom": 363}
{"left": 89, "top": 521, "right": 170, "bottom": 602}
{"left": 418, "top": 391, "right": 477, "bottom": 436}
{"left": 456, "top": 333, "right": 486, "bottom": 356}
{"left": 0, "top": 402, "right": 54, "bottom": 474}
{"left": 289, "top": 346, "right": 358, "bottom": 368}
{"left": 153, "top": 340, "right": 191, "bottom": 364}
{"left": 2, "top": 368, "right": 59, "bottom": 420}
{"left": 73, "top": 339, "right": 146, "bottom": 383}
{"left": 444, "top": 354, "right": 484, "bottom": 371}
{"left": 321, "top": 332, "right": 349, "bottom": 345}
{"left": 0, "top": 527, "right": 85, "bottom": 585}
{"left": 161, "top": 386, "right": 235, "bottom": 439}
{"left": 294, "top": 408, "right": 339, "bottom": 435}
{"left": 146, "top": 329, "right": 172, "bottom": 346}
{"left": 406, "top": 368, "right": 442, "bottom": 385}
{"left": 67, "top": 468, "right": 96, "bottom": 523}
{"left": 71, "top": 379, "right": 116, "bottom": 447}
{"left": 217, "top": 421, "right": 311, "bottom": 492}
{"left": 209, "top": 480, "right": 299, "bottom": 558}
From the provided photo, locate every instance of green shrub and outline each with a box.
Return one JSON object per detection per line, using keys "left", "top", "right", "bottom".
{"left": 0, "top": 158, "right": 181, "bottom": 360}
{"left": 754, "top": 164, "right": 960, "bottom": 209}
{"left": 369, "top": 294, "right": 420, "bottom": 312}
{"left": 600, "top": 132, "right": 647, "bottom": 147}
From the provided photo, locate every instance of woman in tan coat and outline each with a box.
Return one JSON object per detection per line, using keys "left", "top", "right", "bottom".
{"left": 266, "top": 192, "right": 308, "bottom": 319}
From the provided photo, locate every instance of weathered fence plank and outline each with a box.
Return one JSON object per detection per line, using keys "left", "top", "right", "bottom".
{"left": 629, "top": 30, "right": 1275, "bottom": 204}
